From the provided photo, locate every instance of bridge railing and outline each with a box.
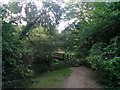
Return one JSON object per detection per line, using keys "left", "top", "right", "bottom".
{"left": 52, "top": 53, "right": 81, "bottom": 66}
{"left": 52, "top": 53, "right": 76, "bottom": 61}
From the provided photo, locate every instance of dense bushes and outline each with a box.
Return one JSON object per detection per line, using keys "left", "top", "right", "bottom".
{"left": 2, "top": 22, "right": 65, "bottom": 87}
{"left": 105, "top": 57, "right": 120, "bottom": 81}
{"left": 86, "top": 36, "right": 120, "bottom": 86}
{"left": 2, "top": 22, "right": 64, "bottom": 88}
{"left": 27, "top": 27, "right": 60, "bottom": 73}
{"left": 2, "top": 22, "right": 34, "bottom": 87}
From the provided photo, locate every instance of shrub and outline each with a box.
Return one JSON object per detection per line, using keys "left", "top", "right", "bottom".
{"left": 86, "top": 42, "right": 105, "bottom": 70}
{"left": 2, "top": 22, "right": 34, "bottom": 87}
{"left": 105, "top": 57, "right": 120, "bottom": 85}
{"left": 86, "top": 36, "right": 120, "bottom": 86}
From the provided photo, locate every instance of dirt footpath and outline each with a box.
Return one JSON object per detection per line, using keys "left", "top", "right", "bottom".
{"left": 63, "top": 66, "right": 102, "bottom": 88}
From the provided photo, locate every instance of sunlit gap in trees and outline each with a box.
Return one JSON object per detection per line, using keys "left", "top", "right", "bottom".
{"left": 57, "top": 18, "right": 77, "bottom": 33}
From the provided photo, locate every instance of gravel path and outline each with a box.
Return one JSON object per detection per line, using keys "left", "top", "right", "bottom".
{"left": 63, "top": 66, "right": 102, "bottom": 88}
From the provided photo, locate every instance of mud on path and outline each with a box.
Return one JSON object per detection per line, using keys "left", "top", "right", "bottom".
{"left": 63, "top": 66, "right": 102, "bottom": 88}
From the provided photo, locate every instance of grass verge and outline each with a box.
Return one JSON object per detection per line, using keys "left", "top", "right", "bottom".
{"left": 28, "top": 68, "right": 71, "bottom": 88}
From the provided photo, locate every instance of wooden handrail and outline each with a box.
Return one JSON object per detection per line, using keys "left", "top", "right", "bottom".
{"left": 52, "top": 53, "right": 75, "bottom": 61}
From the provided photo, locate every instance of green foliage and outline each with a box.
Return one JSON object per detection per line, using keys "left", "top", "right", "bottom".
{"left": 63, "top": 2, "right": 120, "bottom": 57}
{"left": 86, "top": 36, "right": 120, "bottom": 86}
{"left": 63, "top": 3, "right": 120, "bottom": 87}
{"left": 2, "top": 1, "right": 66, "bottom": 87}
{"left": 86, "top": 42, "right": 105, "bottom": 70}
{"left": 25, "top": 2, "right": 38, "bottom": 22}
{"left": 27, "top": 26, "right": 62, "bottom": 72}
{"left": 2, "top": 22, "right": 34, "bottom": 87}
{"left": 20, "top": 1, "right": 64, "bottom": 38}
{"left": 50, "top": 60, "right": 71, "bottom": 70}
{"left": 105, "top": 57, "right": 120, "bottom": 82}
{"left": 8, "top": 2, "right": 22, "bottom": 14}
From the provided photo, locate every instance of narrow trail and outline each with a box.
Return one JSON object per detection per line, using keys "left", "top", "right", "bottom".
{"left": 63, "top": 66, "right": 102, "bottom": 88}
